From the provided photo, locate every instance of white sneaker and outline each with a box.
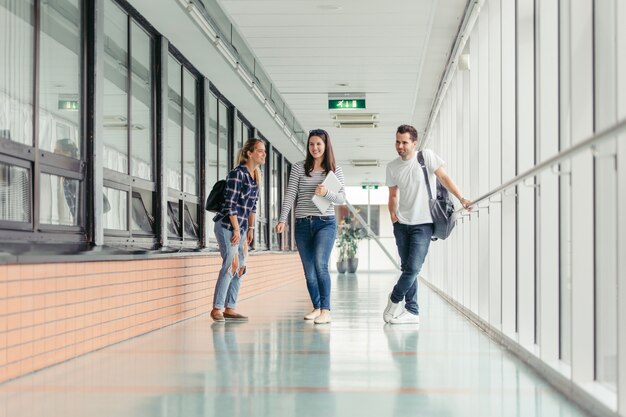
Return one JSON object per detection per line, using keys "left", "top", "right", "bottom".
{"left": 389, "top": 311, "right": 420, "bottom": 324}
{"left": 304, "top": 309, "right": 321, "bottom": 320}
{"left": 383, "top": 293, "right": 404, "bottom": 323}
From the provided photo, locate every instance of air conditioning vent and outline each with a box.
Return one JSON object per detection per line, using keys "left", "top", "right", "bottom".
{"left": 351, "top": 159, "right": 380, "bottom": 167}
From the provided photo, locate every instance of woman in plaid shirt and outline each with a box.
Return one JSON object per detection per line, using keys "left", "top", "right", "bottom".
{"left": 211, "top": 138, "right": 266, "bottom": 322}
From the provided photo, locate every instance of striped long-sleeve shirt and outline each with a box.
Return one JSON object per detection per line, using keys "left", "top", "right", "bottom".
{"left": 279, "top": 161, "right": 346, "bottom": 222}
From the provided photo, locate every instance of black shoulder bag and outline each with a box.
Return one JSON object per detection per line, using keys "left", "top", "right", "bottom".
{"left": 417, "top": 151, "right": 457, "bottom": 241}
{"left": 205, "top": 179, "right": 227, "bottom": 212}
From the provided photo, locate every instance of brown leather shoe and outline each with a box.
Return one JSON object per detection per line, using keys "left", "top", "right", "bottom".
{"left": 211, "top": 310, "right": 225, "bottom": 322}
{"left": 223, "top": 312, "right": 248, "bottom": 321}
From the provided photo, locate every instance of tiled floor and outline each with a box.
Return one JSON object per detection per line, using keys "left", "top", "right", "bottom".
{"left": 0, "top": 271, "right": 588, "bottom": 417}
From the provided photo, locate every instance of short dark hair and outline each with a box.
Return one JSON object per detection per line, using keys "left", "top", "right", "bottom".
{"left": 396, "top": 124, "right": 418, "bottom": 142}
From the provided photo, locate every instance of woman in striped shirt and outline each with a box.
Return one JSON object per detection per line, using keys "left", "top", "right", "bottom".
{"left": 276, "top": 129, "right": 345, "bottom": 324}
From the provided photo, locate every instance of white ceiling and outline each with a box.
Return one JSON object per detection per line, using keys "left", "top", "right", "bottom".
{"left": 216, "top": 0, "right": 468, "bottom": 185}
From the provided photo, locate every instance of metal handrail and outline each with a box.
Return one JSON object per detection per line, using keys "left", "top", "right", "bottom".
{"left": 344, "top": 200, "right": 401, "bottom": 270}
{"left": 459, "top": 117, "right": 626, "bottom": 213}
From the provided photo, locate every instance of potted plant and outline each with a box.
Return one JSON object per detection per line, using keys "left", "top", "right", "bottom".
{"left": 336, "top": 213, "right": 365, "bottom": 273}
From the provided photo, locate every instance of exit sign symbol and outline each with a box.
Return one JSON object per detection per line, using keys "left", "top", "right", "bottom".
{"left": 328, "top": 99, "right": 366, "bottom": 109}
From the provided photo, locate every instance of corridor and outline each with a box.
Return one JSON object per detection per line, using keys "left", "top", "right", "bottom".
{"left": 0, "top": 272, "right": 587, "bottom": 417}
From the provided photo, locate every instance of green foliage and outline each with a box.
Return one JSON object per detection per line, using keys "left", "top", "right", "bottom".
{"left": 336, "top": 213, "right": 365, "bottom": 261}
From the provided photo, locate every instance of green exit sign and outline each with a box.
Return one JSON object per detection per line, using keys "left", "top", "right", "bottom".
{"left": 361, "top": 184, "right": 379, "bottom": 190}
{"left": 328, "top": 99, "right": 366, "bottom": 109}
{"left": 58, "top": 100, "right": 79, "bottom": 110}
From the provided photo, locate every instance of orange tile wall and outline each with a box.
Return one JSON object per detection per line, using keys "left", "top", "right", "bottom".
{"left": 0, "top": 252, "right": 303, "bottom": 383}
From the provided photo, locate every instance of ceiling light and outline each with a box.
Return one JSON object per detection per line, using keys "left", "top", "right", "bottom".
{"left": 317, "top": 5, "right": 342, "bottom": 10}
{"left": 332, "top": 113, "right": 377, "bottom": 121}
{"left": 334, "top": 121, "right": 379, "bottom": 128}
{"left": 351, "top": 160, "right": 380, "bottom": 167}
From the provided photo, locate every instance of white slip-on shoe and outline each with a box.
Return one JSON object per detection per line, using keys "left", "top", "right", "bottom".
{"left": 389, "top": 311, "right": 420, "bottom": 324}
{"left": 314, "top": 311, "right": 331, "bottom": 324}
{"left": 383, "top": 293, "right": 404, "bottom": 323}
{"left": 304, "top": 309, "right": 321, "bottom": 320}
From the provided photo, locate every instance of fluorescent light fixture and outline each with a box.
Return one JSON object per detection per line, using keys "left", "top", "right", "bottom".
{"left": 265, "top": 100, "right": 276, "bottom": 116}
{"left": 214, "top": 38, "right": 238, "bottom": 68}
{"left": 351, "top": 160, "right": 380, "bottom": 167}
{"left": 182, "top": 0, "right": 218, "bottom": 42}
{"left": 274, "top": 114, "right": 285, "bottom": 129}
{"left": 251, "top": 83, "right": 266, "bottom": 102}
{"left": 331, "top": 113, "right": 377, "bottom": 121}
{"left": 334, "top": 121, "right": 379, "bottom": 128}
{"left": 236, "top": 64, "right": 253, "bottom": 88}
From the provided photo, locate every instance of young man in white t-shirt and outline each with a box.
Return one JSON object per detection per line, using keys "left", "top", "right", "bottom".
{"left": 384, "top": 124, "right": 471, "bottom": 324}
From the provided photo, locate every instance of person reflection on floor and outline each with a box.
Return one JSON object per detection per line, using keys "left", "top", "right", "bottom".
{"left": 210, "top": 321, "right": 249, "bottom": 416}
{"left": 383, "top": 324, "right": 427, "bottom": 416}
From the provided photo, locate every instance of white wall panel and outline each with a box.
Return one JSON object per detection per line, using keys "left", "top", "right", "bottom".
{"left": 500, "top": 0, "right": 517, "bottom": 338}
{"left": 593, "top": 0, "right": 618, "bottom": 391}
{"left": 536, "top": 0, "right": 560, "bottom": 363}
{"left": 569, "top": 0, "right": 595, "bottom": 384}
{"left": 469, "top": 30, "right": 480, "bottom": 312}
{"left": 477, "top": 6, "right": 490, "bottom": 321}
{"left": 516, "top": 0, "right": 536, "bottom": 348}
{"left": 558, "top": 0, "right": 573, "bottom": 367}
{"left": 617, "top": 0, "right": 626, "bottom": 411}
{"left": 487, "top": 0, "right": 502, "bottom": 330}
{"left": 462, "top": 69, "right": 471, "bottom": 308}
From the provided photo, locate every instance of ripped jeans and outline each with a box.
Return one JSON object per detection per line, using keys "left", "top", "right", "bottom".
{"left": 212, "top": 222, "right": 248, "bottom": 310}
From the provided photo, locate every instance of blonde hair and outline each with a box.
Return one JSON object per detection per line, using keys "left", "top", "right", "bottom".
{"left": 237, "top": 138, "right": 264, "bottom": 186}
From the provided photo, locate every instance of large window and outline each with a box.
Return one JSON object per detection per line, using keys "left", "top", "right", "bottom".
{"left": 166, "top": 52, "right": 200, "bottom": 245}
{"left": 0, "top": 0, "right": 85, "bottom": 239}
{"left": 207, "top": 91, "right": 232, "bottom": 245}
{"left": 102, "top": 0, "right": 155, "bottom": 243}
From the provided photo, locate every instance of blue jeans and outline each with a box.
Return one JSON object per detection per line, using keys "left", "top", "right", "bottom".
{"left": 391, "top": 222, "right": 433, "bottom": 315}
{"left": 213, "top": 222, "right": 247, "bottom": 309}
{"left": 294, "top": 216, "right": 337, "bottom": 310}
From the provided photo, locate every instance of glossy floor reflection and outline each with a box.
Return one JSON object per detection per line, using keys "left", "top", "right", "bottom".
{"left": 0, "top": 271, "right": 588, "bottom": 417}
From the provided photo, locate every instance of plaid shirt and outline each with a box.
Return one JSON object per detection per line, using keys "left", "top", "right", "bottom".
{"left": 213, "top": 164, "right": 259, "bottom": 232}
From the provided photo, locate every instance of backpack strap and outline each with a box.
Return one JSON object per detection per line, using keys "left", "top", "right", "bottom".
{"left": 417, "top": 151, "right": 434, "bottom": 200}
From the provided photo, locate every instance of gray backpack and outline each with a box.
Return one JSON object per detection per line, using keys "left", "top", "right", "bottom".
{"left": 417, "top": 151, "right": 457, "bottom": 240}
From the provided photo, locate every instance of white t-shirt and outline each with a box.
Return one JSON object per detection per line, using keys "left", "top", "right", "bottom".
{"left": 385, "top": 149, "right": 445, "bottom": 225}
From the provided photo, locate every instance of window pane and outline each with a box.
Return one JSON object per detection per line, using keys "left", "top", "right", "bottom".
{"left": 207, "top": 94, "right": 218, "bottom": 242}
{"left": 0, "top": 162, "right": 30, "bottom": 222}
{"left": 257, "top": 163, "right": 266, "bottom": 220}
{"left": 103, "top": 186, "right": 127, "bottom": 230}
{"left": 166, "top": 55, "right": 181, "bottom": 190}
{"left": 40, "top": 173, "right": 79, "bottom": 226}
{"left": 39, "top": 0, "right": 81, "bottom": 157}
{"left": 167, "top": 200, "right": 181, "bottom": 238}
{"left": 130, "top": 22, "right": 152, "bottom": 181}
{"left": 270, "top": 150, "right": 280, "bottom": 250}
{"left": 218, "top": 101, "right": 228, "bottom": 178}
{"left": 0, "top": 0, "right": 34, "bottom": 146}
{"left": 182, "top": 69, "right": 197, "bottom": 195}
{"left": 103, "top": 0, "right": 128, "bottom": 174}
{"left": 131, "top": 190, "right": 154, "bottom": 233}
{"left": 183, "top": 203, "right": 198, "bottom": 240}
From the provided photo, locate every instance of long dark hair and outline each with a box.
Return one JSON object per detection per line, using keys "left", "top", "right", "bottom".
{"left": 304, "top": 129, "right": 336, "bottom": 176}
